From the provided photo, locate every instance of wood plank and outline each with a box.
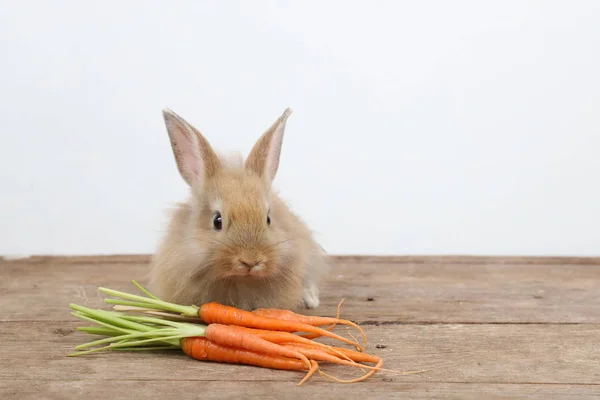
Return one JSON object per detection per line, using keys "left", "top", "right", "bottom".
{"left": 2, "top": 380, "right": 599, "bottom": 400}
{"left": 2, "top": 258, "right": 599, "bottom": 323}
{"left": 1, "top": 322, "right": 599, "bottom": 385}
{"left": 2, "top": 255, "right": 600, "bottom": 399}
{"left": 3, "top": 254, "right": 600, "bottom": 265}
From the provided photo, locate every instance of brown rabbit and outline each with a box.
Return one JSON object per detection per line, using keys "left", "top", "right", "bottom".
{"left": 147, "top": 108, "right": 330, "bottom": 311}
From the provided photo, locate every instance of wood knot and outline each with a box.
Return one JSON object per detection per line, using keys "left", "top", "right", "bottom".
{"left": 52, "top": 328, "right": 74, "bottom": 336}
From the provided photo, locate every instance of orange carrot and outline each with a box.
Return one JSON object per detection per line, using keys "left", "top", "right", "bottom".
{"left": 74, "top": 286, "right": 403, "bottom": 386}
{"left": 199, "top": 302, "right": 363, "bottom": 350}
{"left": 228, "top": 326, "right": 355, "bottom": 362}
{"left": 285, "top": 341, "right": 381, "bottom": 364}
{"left": 281, "top": 342, "right": 420, "bottom": 376}
{"left": 297, "top": 298, "right": 345, "bottom": 340}
{"left": 204, "top": 324, "right": 312, "bottom": 370}
{"left": 281, "top": 343, "right": 384, "bottom": 383}
{"left": 281, "top": 342, "right": 383, "bottom": 372}
{"left": 322, "top": 346, "right": 381, "bottom": 364}
{"left": 181, "top": 337, "right": 319, "bottom": 385}
{"left": 320, "top": 358, "right": 384, "bottom": 384}
{"left": 99, "top": 285, "right": 363, "bottom": 350}
{"left": 281, "top": 343, "right": 428, "bottom": 383}
{"left": 252, "top": 301, "right": 367, "bottom": 346}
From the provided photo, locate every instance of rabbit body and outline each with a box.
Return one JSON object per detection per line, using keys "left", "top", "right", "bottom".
{"left": 147, "top": 108, "right": 329, "bottom": 311}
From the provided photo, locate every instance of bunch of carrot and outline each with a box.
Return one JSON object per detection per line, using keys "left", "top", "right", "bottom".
{"left": 68, "top": 281, "right": 415, "bottom": 385}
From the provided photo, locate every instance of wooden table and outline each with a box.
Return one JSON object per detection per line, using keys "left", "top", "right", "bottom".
{"left": 2, "top": 255, "right": 599, "bottom": 399}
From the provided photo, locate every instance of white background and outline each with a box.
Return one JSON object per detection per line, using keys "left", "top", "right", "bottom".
{"left": 1, "top": 1, "right": 599, "bottom": 257}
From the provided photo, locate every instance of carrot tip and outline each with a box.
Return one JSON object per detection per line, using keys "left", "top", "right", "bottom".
{"left": 317, "top": 357, "right": 384, "bottom": 383}
{"left": 297, "top": 360, "right": 319, "bottom": 386}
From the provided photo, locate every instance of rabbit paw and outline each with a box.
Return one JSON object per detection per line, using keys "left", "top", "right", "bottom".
{"left": 302, "top": 282, "right": 320, "bottom": 309}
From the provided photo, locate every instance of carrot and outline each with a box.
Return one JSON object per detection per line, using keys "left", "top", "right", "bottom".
{"left": 281, "top": 342, "right": 383, "bottom": 372}
{"left": 251, "top": 299, "right": 367, "bottom": 347}
{"left": 225, "top": 326, "right": 355, "bottom": 362}
{"left": 281, "top": 343, "right": 384, "bottom": 383}
{"left": 98, "top": 286, "right": 364, "bottom": 351}
{"left": 321, "top": 345, "right": 381, "bottom": 364}
{"left": 69, "top": 298, "right": 411, "bottom": 386}
{"left": 69, "top": 304, "right": 318, "bottom": 385}
{"left": 284, "top": 341, "right": 381, "bottom": 364}
{"left": 281, "top": 342, "right": 424, "bottom": 376}
{"left": 71, "top": 305, "right": 312, "bottom": 371}
{"left": 284, "top": 342, "right": 430, "bottom": 382}
{"left": 181, "top": 337, "right": 319, "bottom": 386}
{"left": 92, "top": 307, "right": 354, "bottom": 365}
{"left": 198, "top": 302, "right": 363, "bottom": 350}
{"left": 203, "top": 323, "right": 312, "bottom": 371}
{"left": 297, "top": 298, "right": 345, "bottom": 340}
{"left": 320, "top": 358, "right": 383, "bottom": 384}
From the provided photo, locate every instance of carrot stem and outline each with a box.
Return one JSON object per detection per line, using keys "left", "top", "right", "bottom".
{"left": 70, "top": 312, "right": 134, "bottom": 336}
{"left": 131, "top": 280, "right": 160, "bottom": 300}
{"left": 70, "top": 304, "right": 203, "bottom": 348}
{"left": 71, "top": 304, "right": 154, "bottom": 332}
{"left": 110, "top": 346, "right": 180, "bottom": 351}
{"left": 109, "top": 334, "right": 197, "bottom": 348}
{"left": 104, "top": 299, "right": 171, "bottom": 310}
{"left": 77, "top": 326, "right": 121, "bottom": 336}
{"left": 74, "top": 331, "right": 177, "bottom": 350}
{"left": 72, "top": 307, "right": 207, "bottom": 334}
{"left": 117, "top": 314, "right": 200, "bottom": 329}
{"left": 111, "top": 305, "right": 203, "bottom": 323}
{"left": 98, "top": 287, "right": 198, "bottom": 316}
{"left": 69, "top": 345, "right": 113, "bottom": 356}
{"left": 72, "top": 343, "right": 180, "bottom": 355}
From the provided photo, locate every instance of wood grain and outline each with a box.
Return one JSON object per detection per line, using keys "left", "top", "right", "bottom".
{"left": 2, "top": 381, "right": 599, "bottom": 400}
{"left": 2, "top": 255, "right": 600, "bottom": 399}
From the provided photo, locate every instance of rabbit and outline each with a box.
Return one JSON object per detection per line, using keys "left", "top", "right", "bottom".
{"left": 147, "top": 107, "right": 330, "bottom": 311}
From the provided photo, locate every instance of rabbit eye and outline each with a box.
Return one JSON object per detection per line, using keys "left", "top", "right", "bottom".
{"left": 213, "top": 212, "right": 222, "bottom": 231}
{"left": 267, "top": 215, "right": 271, "bottom": 226}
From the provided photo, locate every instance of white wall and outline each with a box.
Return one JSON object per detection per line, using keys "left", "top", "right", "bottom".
{"left": 1, "top": 1, "right": 599, "bottom": 257}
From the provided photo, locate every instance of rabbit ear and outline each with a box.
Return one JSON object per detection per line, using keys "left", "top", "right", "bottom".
{"left": 162, "top": 109, "right": 221, "bottom": 186}
{"left": 245, "top": 108, "right": 292, "bottom": 182}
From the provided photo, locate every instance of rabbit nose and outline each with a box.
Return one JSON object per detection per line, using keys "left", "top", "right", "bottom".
{"left": 237, "top": 257, "right": 264, "bottom": 271}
